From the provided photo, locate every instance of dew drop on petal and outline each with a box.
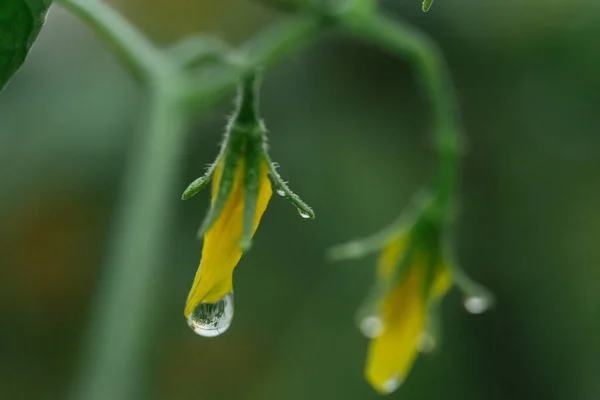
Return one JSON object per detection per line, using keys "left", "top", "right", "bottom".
{"left": 463, "top": 295, "right": 489, "bottom": 314}
{"left": 298, "top": 209, "right": 311, "bottom": 219}
{"left": 417, "top": 332, "right": 436, "bottom": 353}
{"left": 187, "top": 292, "right": 234, "bottom": 337}
{"left": 276, "top": 188, "right": 286, "bottom": 197}
{"left": 382, "top": 376, "right": 403, "bottom": 393}
{"left": 360, "top": 315, "right": 384, "bottom": 338}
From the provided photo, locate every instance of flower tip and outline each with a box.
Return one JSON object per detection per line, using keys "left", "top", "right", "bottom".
{"left": 422, "top": 0, "right": 433, "bottom": 12}
{"left": 182, "top": 174, "right": 212, "bottom": 200}
{"left": 239, "top": 237, "right": 253, "bottom": 252}
{"left": 359, "top": 316, "right": 384, "bottom": 339}
{"left": 416, "top": 332, "right": 436, "bottom": 353}
{"left": 463, "top": 294, "right": 493, "bottom": 314}
{"left": 181, "top": 191, "right": 192, "bottom": 200}
{"left": 366, "top": 371, "right": 404, "bottom": 395}
{"left": 297, "top": 207, "right": 315, "bottom": 219}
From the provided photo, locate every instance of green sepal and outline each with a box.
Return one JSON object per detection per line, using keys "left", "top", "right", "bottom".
{"left": 240, "top": 137, "right": 262, "bottom": 251}
{"left": 443, "top": 237, "right": 495, "bottom": 312}
{"left": 422, "top": 0, "right": 434, "bottom": 12}
{"left": 451, "top": 262, "right": 495, "bottom": 312}
{"left": 328, "top": 191, "right": 432, "bottom": 261}
{"left": 196, "top": 133, "right": 243, "bottom": 239}
{"left": 182, "top": 132, "right": 230, "bottom": 200}
{"left": 181, "top": 159, "right": 220, "bottom": 200}
{"left": 262, "top": 148, "right": 315, "bottom": 220}
{"left": 418, "top": 304, "right": 441, "bottom": 354}
{"left": 410, "top": 214, "right": 443, "bottom": 300}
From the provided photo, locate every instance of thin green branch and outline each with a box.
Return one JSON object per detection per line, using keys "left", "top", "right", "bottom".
{"left": 166, "top": 35, "right": 236, "bottom": 69}
{"left": 70, "top": 83, "right": 187, "bottom": 400}
{"left": 183, "top": 16, "right": 324, "bottom": 109}
{"left": 58, "top": 0, "right": 171, "bottom": 79}
{"left": 338, "top": 11, "right": 463, "bottom": 217}
{"left": 58, "top": 0, "right": 467, "bottom": 399}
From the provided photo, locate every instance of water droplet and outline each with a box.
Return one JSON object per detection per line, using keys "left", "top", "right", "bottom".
{"left": 417, "top": 332, "right": 436, "bottom": 353}
{"left": 463, "top": 295, "right": 489, "bottom": 314}
{"left": 276, "top": 188, "right": 286, "bottom": 197}
{"left": 360, "top": 316, "right": 384, "bottom": 338}
{"left": 298, "top": 209, "right": 311, "bottom": 219}
{"left": 187, "top": 292, "right": 234, "bottom": 337}
{"left": 382, "top": 376, "right": 403, "bottom": 393}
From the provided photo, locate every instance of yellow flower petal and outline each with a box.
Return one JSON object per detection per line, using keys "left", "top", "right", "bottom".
{"left": 366, "top": 236, "right": 453, "bottom": 393}
{"left": 365, "top": 264, "right": 425, "bottom": 394}
{"left": 184, "top": 158, "right": 272, "bottom": 316}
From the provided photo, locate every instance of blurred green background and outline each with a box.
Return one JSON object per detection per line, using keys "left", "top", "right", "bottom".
{"left": 1, "top": 0, "right": 600, "bottom": 399}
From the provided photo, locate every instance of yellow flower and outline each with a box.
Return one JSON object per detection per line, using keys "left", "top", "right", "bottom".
{"left": 330, "top": 196, "right": 491, "bottom": 394}
{"left": 181, "top": 73, "right": 314, "bottom": 337}
{"left": 364, "top": 233, "right": 451, "bottom": 394}
{"left": 184, "top": 157, "right": 272, "bottom": 317}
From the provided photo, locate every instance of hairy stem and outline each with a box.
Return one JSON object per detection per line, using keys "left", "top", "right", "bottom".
{"left": 60, "top": 1, "right": 464, "bottom": 399}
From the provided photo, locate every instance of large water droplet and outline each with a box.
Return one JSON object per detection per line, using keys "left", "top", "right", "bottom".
{"left": 187, "top": 292, "right": 234, "bottom": 337}
{"left": 382, "top": 376, "right": 403, "bottom": 393}
{"left": 360, "top": 315, "right": 384, "bottom": 338}
{"left": 276, "top": 188, "right": 286, "bottom": 197}
{"left": 417, "top": 332, "right": 436, "bottom": 353}
{"left": 463, "top": 295, "right": 489, "bottom": 314}
{"left": 298, "top": 209, "right": 311, "bottom": 219}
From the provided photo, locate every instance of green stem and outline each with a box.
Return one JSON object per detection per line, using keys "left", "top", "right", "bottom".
{"left": 58, "top": 0, "right": 170, "bottom": 79}
{"left": 59, "top": 4, "right": 327, "bottom": 400}
{"left": 167, "top": 35, "right": 233, "bottom": 68}
{"left": 338, "top": 11, "right": 463, "bottom": 220}
{"left": 70, "top": 84, "right": 187, "bottom": 400}
{"left": 183, "top": 16, "right": 324, "bottom": 109}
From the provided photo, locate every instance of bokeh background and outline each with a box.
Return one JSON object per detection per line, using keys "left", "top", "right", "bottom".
{"left": 1, "top": 0, "right": 600, "bottom": 399}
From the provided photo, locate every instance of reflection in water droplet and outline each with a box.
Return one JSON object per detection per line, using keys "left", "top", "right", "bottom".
{"left": 417, "top": 332, "right": 436, "bottom": 353}
{"left": 382, "top": 376, "right": 403, "bottom": 393}
{"left": 298, "top": 209, "right": 311, "bottom": 219}
{"left": 276, "top": 188, "right": 285, "bottom": 197}
{"left": 360, "top": 316, "right": 384, "bottom": 338}
{"left": 463, "top": 295, "right": 489, "bottom": 314}
{"left": 187, "top": 292, "right": 234, "bottom": 337}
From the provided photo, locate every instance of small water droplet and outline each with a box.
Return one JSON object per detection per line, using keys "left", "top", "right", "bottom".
{"left": 382, "top": 376, "right": 403, "bottom": 393}
{"left": 276, "top": 188, "right": 286, "bottom": 197}
{"left": 298, "top": 209, "right": 311, "bottom": 219}
{"left": 360, "top": 316, "right": 384, "bottom": 338}
{"left": 417, "top": 332, "right": 436, "bottom": 353}
{"left": 463, "top": 295, "right": 489, "bottom": 314}
{"left": 187, "top": 292, "right": 234, "bottom": 337}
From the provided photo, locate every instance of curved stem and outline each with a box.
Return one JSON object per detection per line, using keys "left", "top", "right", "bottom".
{"left": 70, "top": 83, "right": 187, "bottom": 400}
{"left": 183, "top": 16, "right": 324, "bottom": 109}
{"left": 58, "top": 0, "right": 170, "bottom": 80}
{"left": 338, "top": 11, "right": 463, "bottom": 220}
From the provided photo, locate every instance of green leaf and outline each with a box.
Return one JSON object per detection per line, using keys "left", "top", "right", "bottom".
{"left": 0, "top": 0, "right": 53, "bottom": 93}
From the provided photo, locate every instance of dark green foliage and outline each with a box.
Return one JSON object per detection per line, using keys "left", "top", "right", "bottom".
{"left": 0, "top": 0, "right": 52, "bottom": 92}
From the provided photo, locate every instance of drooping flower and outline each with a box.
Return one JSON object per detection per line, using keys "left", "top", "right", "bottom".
{"left": 330, "top": 195, "right": 492, "bottom": 394}
{"left": 183, "top": 154, "right": 273, "bottom": 317}
{"left": 182, "top": 73, "right": 314, "bottom": 337}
